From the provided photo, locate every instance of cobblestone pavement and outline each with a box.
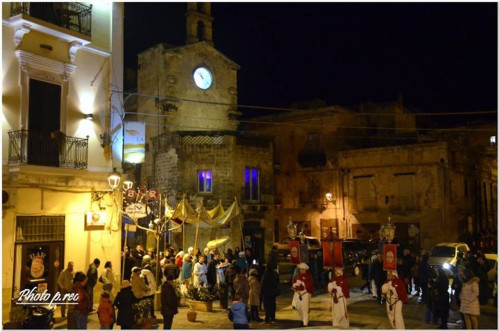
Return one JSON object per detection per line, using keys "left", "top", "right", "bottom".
{"left": 53, "top": 287, "right": 497, "bottom": 330}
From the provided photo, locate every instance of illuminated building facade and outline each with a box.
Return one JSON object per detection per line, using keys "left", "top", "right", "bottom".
{"left": 2, "top": 2, "right": 124, "bottom": 316}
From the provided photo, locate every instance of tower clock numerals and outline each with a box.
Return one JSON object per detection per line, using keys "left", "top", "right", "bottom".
{"left": 193, "top": 67, "right": 213, "bottom": 90}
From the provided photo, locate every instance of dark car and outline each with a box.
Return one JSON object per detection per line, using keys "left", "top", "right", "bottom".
{"left": 342, "top": 239, "right": 378, "bottom": 259}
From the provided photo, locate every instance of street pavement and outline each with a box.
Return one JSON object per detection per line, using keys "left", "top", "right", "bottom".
{"left": 53, "top": 283, "right": 498, "bottom": 330}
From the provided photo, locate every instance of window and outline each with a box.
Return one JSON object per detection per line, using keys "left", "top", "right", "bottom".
{"left": 490, "top": 135, "right": 496, "bottom": 145}
{"left": 244, "top": 168, "right": 259, "bottom": 201}
{"left": 395, "top": 173, "right": 416, "bottom": 210}
{"left": 16, "top": 216, "right": 65, "bottom": 242}
{"left": 198, "top": 170, "right": 212, "bottom": 193}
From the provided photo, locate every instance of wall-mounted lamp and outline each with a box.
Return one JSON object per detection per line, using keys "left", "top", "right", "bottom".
{"left": 325, "top": 192, "right": 336, "bottom": 205}
{"left": 108, "top": 168, "right": 121, "bottom": 191}
{"left": 84, "top": 113, "right": 94, "bottom": 120}
{"left": 123, "top": 180, "right": 133, "bottom": 190}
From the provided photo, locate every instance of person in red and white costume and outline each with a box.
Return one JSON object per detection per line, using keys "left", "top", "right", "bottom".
{"left": 327, "top": 267, "right": 350, "bottom": 327}
{"left": 291, "top": 263, "right": 314, "bottom": 327}
{"left": 381, "top": 269, "right": 408, "bottom": 329}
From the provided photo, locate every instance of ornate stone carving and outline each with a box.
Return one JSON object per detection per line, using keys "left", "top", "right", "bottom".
{"left": 14, "top": 23, "right": 31, "bottom": 47}
{"left": 15, "top": 49, "right": 77, "bottom": 79}
{"left": 69, "top": 41, "right": 82, "bottom": 62}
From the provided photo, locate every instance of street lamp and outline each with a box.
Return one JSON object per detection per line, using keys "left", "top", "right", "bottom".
{"left": 107, "top": 168, "right": 121, "bottom": 190}
{"left": 123, "top": 180, "right": 133, "bottom": 190}
{"left": 287, "top": 217, "right": 297, "bottom": 239}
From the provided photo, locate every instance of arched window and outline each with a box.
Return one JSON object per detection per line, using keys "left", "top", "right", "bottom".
{"left": 197, "top": 20, "right": 206, "bottom": 41}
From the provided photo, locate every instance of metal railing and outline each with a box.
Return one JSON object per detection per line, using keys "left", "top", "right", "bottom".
{"left": 10, "top": 2, "right": 92, "bottom": 37}
{"left": 8, "top": 129, "right": 89, "bottom": 169}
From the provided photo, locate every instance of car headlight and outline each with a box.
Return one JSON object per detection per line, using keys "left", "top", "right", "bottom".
{"left": 443, "top": 262, "right": 451, "bottom": 270}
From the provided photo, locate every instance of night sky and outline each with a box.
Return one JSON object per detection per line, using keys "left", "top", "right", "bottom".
{"left": 124, "top": 2, "right": 497, "bottom": 124}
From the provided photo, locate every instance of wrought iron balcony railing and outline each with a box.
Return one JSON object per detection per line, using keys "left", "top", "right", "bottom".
{"left": 10, "top": 2, "right": 92, "bottom": 37}
{"left": 8, "top": 130, "right": 89, "bottom": 169}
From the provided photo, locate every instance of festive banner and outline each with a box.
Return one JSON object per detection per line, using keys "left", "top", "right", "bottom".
{"left": 124, "top": 121, "right": 146, "bottom": 164}
{"left": 322, "top": 240, "right": 334, "bottom": 268}
{"left": 289, "top": 240, "right": 300, "bottom": 264}
{"left": 333, "top": 240, "right": 343, "bottom": 268}
{"left": 383, "top": 244, "right": 397, "bottom": 271}
{"left": 322, "top": 240, "right": 344, "bottom": 268}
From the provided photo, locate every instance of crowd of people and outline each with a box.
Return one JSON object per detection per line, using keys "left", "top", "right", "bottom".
{"left": 54, "top": 240, "right": 495, "bottom": 330}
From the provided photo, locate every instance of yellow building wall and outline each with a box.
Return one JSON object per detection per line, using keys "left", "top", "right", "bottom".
{"left": 2, "top": 188, "right": 122, "bottom": 322}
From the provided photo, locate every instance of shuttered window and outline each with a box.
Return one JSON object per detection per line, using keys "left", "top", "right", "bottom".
{"left": 16, "top": 216, "right": 65, "bottom": 242}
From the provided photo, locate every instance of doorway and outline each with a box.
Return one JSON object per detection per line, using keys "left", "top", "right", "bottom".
{"left": 28, "top": 78, "right": 61, "bottom": 166}
{"left": 242, "top": 221, "right": 264, "bottom": 264}
{"left": 14, "top": 242, "right": 64, "bottom": 301}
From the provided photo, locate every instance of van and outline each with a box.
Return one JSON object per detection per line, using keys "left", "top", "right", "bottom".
{"left": 428, "top": 242, "right": 470, "bottom": 275}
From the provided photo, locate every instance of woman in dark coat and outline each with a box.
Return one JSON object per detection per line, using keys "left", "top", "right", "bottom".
{"left": 260, "top": 265, "right": 279, "bottom": 322}
{"left": 432, "top": 268, "right": 450, "bottom": 329}
{"left": 114, "top": 280, "right": 139, "bottom": 329}
{"left": 161, "top": 275, "right": 179, "bottom": 329}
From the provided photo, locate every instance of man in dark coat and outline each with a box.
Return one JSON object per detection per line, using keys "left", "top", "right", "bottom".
{"left": 472, "top": 253, "right": 491, "bottom": 305}
{"left": 124, "top": 251, "right": 136, "bottom": 281}
{"left": 225, "top": 260, "right": 237, "bottom": 300}
{"left": 161, "top": 275, "right": 179, "bottom": 329}
{"left": 86, "top": 258, "right": 100, "bottom": 311}
{"left": 260, "top": 265, "right": 279, "bottom": 323}
{"left": 114, "top": 280, "right": 139, "bottom": 329}
{"left": 401, "top": 249, "right": 415, "bottom": 294}
{"left": 432, "top": 268, "right": 450, "bottom": 329}
{"left": 206, "top": 252, "right": 220, "bottom": 288}
{"left": 163, "top": 257, "right": 180, "bottom": 280}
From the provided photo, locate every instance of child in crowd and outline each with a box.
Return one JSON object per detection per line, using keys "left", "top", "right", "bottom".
{"left": 97, "top": 287, "right": 116, "bottom": 329}
{"left": 228, "top": 297, "right": 250, "bottom": 329}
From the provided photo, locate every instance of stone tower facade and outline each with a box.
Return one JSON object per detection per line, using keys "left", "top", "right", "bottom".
{"left": 186, "top": 2, "right": 214, "bottom": 46}
{"left": 135, "top": 4, "right": 275, "bottom": 260}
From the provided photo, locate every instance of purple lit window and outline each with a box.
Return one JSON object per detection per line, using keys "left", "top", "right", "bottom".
{"left": 244, "top": 168, "right": 259, "bottom": 201}
{"left": 198, "top": 170, "right": 212, "bottom": 193}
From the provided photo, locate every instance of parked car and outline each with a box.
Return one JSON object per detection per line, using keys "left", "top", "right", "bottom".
{"left": 271, "top": 242, "right": 294, "bottom": 284}
{"left": 272, "top": 236, "right": 322, "bottom": 283}
{"left": 428, "top": 242, "right": 470, "bottom": 276}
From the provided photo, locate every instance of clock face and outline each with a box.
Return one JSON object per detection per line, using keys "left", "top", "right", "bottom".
{"left": 193, "top": 67, "right": 213, "bottom": 90}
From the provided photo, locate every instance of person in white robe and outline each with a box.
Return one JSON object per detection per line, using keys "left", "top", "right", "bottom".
{"left": 381, "top": 269, "right": 408, "bottom": 329}
{"left": 327, "top": 267, "right": 350, "bottom": 328}
{"left": 193, "top": 255, "right": 208, "bottom": 287}
{"left": 291, "top": 263, "right": 314, "bottom": 327}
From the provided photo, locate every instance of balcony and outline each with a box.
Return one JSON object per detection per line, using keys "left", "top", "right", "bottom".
{"left": 9, "top": 2, "right": 92, "bottom": 39}
{"left": 8, "top": 130, "right": 89, "bottom": 169}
